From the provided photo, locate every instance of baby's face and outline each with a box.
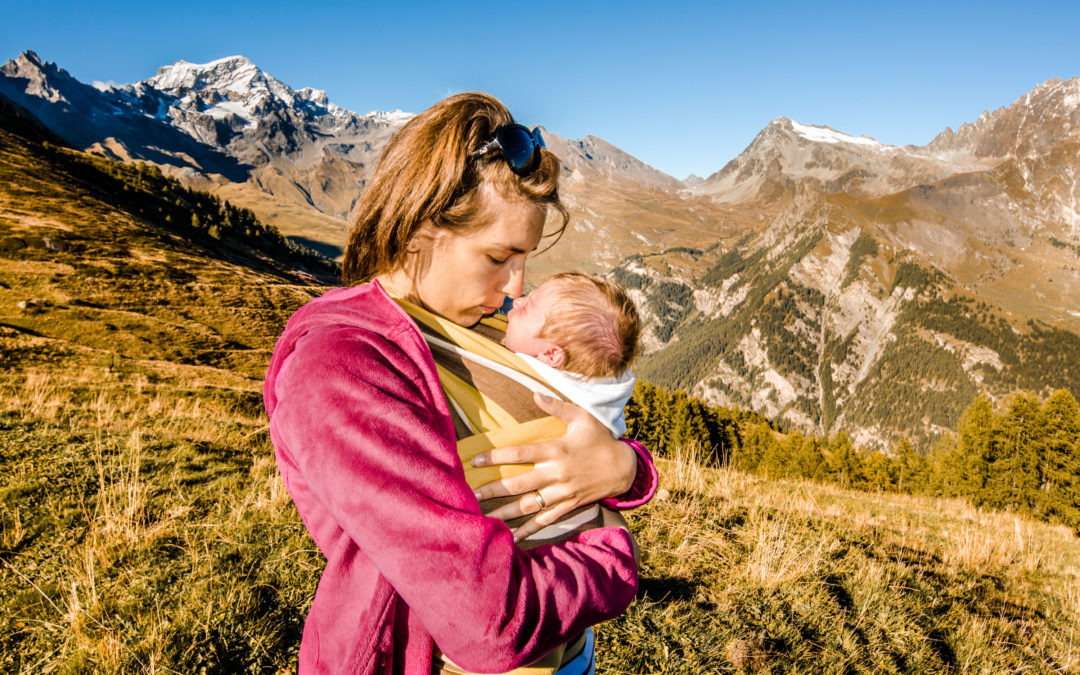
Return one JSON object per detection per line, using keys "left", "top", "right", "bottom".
{"left": 503, "top": 279, "right": 562, "bottom": 356}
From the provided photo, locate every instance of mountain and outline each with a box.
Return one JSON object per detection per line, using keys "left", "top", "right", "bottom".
{"left": 620, "top": 78, "right": 1080, "bottom": 448}
{"left": 0, "top": 51, "right": 696, "bottom": 273}
{"left": 5, "top": 48, "right": 1080, "bottom": 449}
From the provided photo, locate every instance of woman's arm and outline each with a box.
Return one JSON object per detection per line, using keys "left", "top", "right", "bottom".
{"left": 470, "top": 393, "right": 660, "bottom": 539}
{"left": 269, "top": 325, "right": 638, "bottom": 672}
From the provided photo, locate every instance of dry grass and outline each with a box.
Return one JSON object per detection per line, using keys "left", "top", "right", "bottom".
{"left": 597, "top": 448, "right": 1080, "bottom": 673}
{"left": 0, "top": 368, "right": 321, "bottom": 672}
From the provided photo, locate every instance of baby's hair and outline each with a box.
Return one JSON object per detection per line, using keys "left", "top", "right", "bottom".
{"left": 539, "top": 272, "right": 640, "bottom": 378}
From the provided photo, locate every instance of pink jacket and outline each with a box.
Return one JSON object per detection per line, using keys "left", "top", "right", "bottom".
{"left": 264, "top": 281, "right": 658, "bottom": 674}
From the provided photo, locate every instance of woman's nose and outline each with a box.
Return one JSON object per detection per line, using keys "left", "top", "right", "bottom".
{"left": 500, "top": 261, "right": 525, "bottom": 298}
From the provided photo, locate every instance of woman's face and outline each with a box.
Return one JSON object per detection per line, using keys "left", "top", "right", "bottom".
{"left": 406, "top": 191, "right": 546, "bottom": 326}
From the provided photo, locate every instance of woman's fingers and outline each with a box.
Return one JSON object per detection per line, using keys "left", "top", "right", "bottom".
{"left": 470, "top": 392, "right": 636, "bottom": 512}
{"left": 471, "top": 439, "right": 552, "bottom": 471}
{"left": 474, "top": 467, "right": 549, "bottom": 501}
{"left": 483, "top": 491, "right": 544, "bottom": 521}
{"left": 530, "top": 392, "right": 583, "bottom": 424}
{"left": 509, "top": 500, "right": 579, "bottom": 541}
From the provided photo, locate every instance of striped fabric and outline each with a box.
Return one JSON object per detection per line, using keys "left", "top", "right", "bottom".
{"left": 395, "top": 298, "right": 604, "bottom": 545}
{"left": 392, "top": 299, "right": 601, "bottom": 675}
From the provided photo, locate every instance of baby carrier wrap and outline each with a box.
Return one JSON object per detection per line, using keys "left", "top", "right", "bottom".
{"left": 394, "top": 298, "right": 604, "bottom": 675}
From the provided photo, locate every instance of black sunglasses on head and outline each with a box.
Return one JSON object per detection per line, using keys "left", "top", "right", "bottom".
{"left": 469, "top": 123, "right": 546, "bottom": 176}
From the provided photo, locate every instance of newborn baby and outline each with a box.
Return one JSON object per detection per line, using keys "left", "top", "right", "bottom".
{"left": 504, "top": 271, "right": 640, "bottom": 436}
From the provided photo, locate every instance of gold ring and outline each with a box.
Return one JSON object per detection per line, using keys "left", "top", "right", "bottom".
{"left": 533, "top": 490, "right": 547, "bottom": 510}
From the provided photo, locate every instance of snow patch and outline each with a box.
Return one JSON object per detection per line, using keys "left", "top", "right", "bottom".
{"left": 361, "top": 109, "right": 413, "bottom": 124}
{"left": 791, "top": 120, "right": 884, "bottom": 147}
{"left": 205, "top": 100, "right": 255, "bottom": 124}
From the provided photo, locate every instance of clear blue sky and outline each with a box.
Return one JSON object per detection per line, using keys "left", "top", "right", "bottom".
{"left": 3, "top": 0, "right": 1079, "bottom": 179}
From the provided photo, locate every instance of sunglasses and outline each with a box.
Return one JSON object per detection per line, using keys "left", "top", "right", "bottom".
{"left": 469, "top": 123, "right": 546, "bottom": 176}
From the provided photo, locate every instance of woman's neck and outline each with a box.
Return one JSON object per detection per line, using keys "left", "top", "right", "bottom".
{"left": 374, "top": 271, "right": 416, "bottom": 303}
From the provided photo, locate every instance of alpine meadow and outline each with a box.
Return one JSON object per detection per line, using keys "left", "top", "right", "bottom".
{"left": 1, "top": 49, "right": 1080, "bottom": 674}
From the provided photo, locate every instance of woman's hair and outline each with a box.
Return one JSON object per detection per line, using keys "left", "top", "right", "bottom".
{"left": 540, "top": 273, "right": 640, "bottom": 379}
{"left": 342, "top": 92, "right": 568, "bottom": 284}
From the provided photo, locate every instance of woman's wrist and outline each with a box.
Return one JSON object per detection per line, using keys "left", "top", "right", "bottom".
{"left": 601, "top": 438, "right": 658, "bottom": 510}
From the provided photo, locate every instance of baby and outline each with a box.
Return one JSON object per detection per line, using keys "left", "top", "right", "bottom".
{"left": 503, "top": 272, "right": 640, "bottom": 436}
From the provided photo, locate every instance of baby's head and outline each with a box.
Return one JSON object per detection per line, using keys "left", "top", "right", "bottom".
{"left": 504, "top": 272, "right": 639, "bottom": 378}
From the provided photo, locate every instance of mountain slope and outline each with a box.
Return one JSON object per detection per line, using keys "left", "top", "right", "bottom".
{"left": 0, "top": 51, "right": 699, "bottom": 279}
{"left": 0, "top": 89, "right": 335, "bottom": 671}
{"left": 619, "top": 79, "right": 1080, "bottom": 448}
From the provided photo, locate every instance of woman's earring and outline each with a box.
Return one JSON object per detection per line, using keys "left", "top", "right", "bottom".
{"left": 406, "top": 242, "right": 419, "bottom": 253}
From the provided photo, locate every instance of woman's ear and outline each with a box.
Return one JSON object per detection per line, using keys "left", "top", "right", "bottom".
{"left": 537, "top": 342, "right": 566, "bottom": 370}
{"left": 407, "top": 220, "right": 437, "bottom": 254}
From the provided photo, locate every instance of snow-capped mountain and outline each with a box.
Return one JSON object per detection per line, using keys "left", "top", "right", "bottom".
{"left": 0, "top": 51, "right": 692, "bottom": 241}
{"left": 689, "top": 117, "right": 995, "bottom": 202}
{"left": 102, "top": 55, "right": 411, "bottom": 169}
{"left": 0, "top": 51, "right": 412, "bottom": 220}
{"left": 615, "top": 78, "right": 1080, "bottom": 449}
{"left": 4, "top": 48, "right": 1080, "bottom": 449}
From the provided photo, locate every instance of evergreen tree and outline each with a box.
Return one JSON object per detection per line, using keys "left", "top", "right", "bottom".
{"left": 989, "top": 393, "right": 1042, "bottom": 512}
{"left": 954, "top": 395, "right": 996, "bottom": 503}
{"left": 826, "top": 432, "right": 861, "bottom": 488}
{"left": 738, "top": 422, "right": 776, "bottom": 474}
{"left": 1039, "top": 390, "right": 1080, "bottom": 532}
{"left": 895, "top": 438, "right": 929, "bottom": 494}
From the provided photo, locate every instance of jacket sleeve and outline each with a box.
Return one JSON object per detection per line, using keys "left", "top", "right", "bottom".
{"left": 600, "top": 438, "right": 659, "bottom": 510}
{"left": 268, "top": 323, "right": 639, "bottom": 672}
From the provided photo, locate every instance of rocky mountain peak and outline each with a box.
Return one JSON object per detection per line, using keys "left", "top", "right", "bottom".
{"left": 17, "top": 50, "right": 44, "bottom": 68}
{"left": 541, "top": 129, "right": 682, "bottom": 191}
{"left": 928, "top": 76, "right": 1080, "bottom": 160}
{"left": 1, "top": 50, "right": 118, "bottom": 117}
{"left": 146, "top": 54, "right": 305, "bottom": 111}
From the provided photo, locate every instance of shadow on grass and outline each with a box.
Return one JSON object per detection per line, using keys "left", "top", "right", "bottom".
{"left": 288, "top": 236, "right": 343, "bottom": 260}
{"left": 636, "top": 575, "right": 701, "bottom": 603}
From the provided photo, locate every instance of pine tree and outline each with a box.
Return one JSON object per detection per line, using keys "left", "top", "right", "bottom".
{"left": 1039, "top": 390, "right": 1080, "bottom": 532}
{"left": 954, "top": 395, "right": 996, "bottom": 504}
{"left": 737, "top": 422, "right": 776, "bottom": 474}
{"left": 990, "top": 393, "right": 1042, "bottom": 512}
{"left": 826, "top": 432, "right": 861, "bottom": 488}
{"left": 895, "top": 438, "right": 929, "bottom": 494}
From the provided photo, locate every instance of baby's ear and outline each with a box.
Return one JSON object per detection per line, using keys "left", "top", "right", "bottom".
{"left": 538, "top": 342, "right": 566, "bottom": 369}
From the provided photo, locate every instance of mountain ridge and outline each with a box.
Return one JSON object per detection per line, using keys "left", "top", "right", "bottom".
{"left": 5, "top": 48, "right": 1080, "bottom": 448}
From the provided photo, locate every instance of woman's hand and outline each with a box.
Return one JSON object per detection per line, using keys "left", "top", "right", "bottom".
{"left": 470, "top": 392, "right": 638, "bottom": 540}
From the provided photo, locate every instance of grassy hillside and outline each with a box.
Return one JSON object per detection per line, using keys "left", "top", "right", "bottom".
{"left": 0, "top": 95, "right": 328, "bottom": 671}
{"left": 2, "top": 96, "right": 1078, "bottom": 673}
{"left": 601, "top": 448, "right": 1079, "bottom": 673}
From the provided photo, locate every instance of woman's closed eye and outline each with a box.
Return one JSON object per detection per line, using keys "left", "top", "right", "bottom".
{"left": 487, "top": 254, "right": 508, "bottom": 265}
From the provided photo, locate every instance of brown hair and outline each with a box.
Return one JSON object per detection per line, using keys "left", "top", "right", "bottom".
{"left": 539, "top": 273, "right": 640, "bottom": 379}
{"left": 342, "top": 92, "right": 568, "bottom": 285}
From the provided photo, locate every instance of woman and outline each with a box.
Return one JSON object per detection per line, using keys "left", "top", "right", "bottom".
{"left": 264, "top": 92, "right": 657, "bottom": 674}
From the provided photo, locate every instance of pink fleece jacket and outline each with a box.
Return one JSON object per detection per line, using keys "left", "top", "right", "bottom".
{"left": 263, "top": 281, "right": 658, "bottom": 674}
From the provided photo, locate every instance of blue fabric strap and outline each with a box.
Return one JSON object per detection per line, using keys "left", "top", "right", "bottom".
{"left": 554, "top": 628, "right": 595, "bottom": 675}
